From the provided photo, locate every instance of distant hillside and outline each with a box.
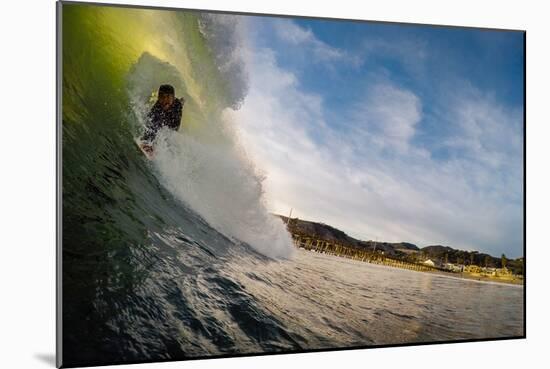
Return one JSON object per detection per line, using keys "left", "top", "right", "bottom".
{"left": 279, "top": 215, "right": 421, "bottom": 256}
{"left": 282, "top": 216, "right": 359, "bottom": 245}
{"left": 421, "top": 245, "right": 454, "bottom": 254}
{"left": 277, "top": 215, "right": 523, "bottom": 275}
{"left": 421, "top": 245, "right": 491, "bottom": 265}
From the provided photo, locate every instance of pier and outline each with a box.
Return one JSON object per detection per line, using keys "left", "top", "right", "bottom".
{"left": 291, "top": 234, "right": 438, "bottom": 273}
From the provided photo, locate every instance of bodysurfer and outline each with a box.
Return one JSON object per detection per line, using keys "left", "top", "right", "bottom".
{"left": 139, "top": 84, "right": 185, "bottom": 156}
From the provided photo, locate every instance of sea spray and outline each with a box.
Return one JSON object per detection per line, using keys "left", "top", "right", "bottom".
{"left": 126, "top": 14, "right": 294, "bottom": 258}
{"left": 152, "top": 125, "right": 294, "bottom": 259}
{"left": 197, "top": 13, "right": 249, "bottom": 110}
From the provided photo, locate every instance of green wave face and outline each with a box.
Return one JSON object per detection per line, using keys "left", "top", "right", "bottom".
{"left": 62, "top": 3, "right": 231, "bottom": 139}
{"left": 61, "top": 3, "right": 231, "bottom": 259}
{"left": 61, "top": 3, "right": 235, "bottom": 250}
{"left": 61, "top": 4, "right": 240, "bottom": 363}
{"left": 61, "top": 4, "right": 297, "bottom": 366}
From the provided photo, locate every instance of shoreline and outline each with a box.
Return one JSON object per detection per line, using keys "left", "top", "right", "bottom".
{"left": 293, "top": 242, "right": 524, "bottom": 286}
{"left": 282, "top": 216, "right": 524, "bottom": 283}
{"left": 433, "top": 270, "right": 524, "bottom": 286}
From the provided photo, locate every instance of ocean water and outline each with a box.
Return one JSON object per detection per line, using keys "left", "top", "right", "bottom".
{"left": 60, "top": 4, "right": 524, "bottom": 367}
{"left": 227, "top": 249, "right": 523, "bottom": 349}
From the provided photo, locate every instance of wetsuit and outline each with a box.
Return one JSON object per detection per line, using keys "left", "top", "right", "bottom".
{"left": 141, "top": 98, "right": 184, "bottom": 143}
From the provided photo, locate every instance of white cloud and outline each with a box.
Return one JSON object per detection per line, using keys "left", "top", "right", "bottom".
{"left": 444, "top": 88, "right": 523, "bottom": 173}
{"left": 273, "top": 19, "right": 315, "bottom": 45}
{"left": 229, "top": 24, "right": 523, "bottom": 258}
{"left": 351, "top": 83, "right": 422, "bottom": 152}
{"left": 361, "top": 36, "right": 429, "bottom": 79}
{"left": 272, "top": 19, "right": 362, "bottom": 67}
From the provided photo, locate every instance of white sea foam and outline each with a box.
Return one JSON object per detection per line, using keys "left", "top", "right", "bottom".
{"left": 126, "top": 16, "right": 294, "bottom": 259}
{"left": 151, "top": 124, "right": 294, "bottom": 259}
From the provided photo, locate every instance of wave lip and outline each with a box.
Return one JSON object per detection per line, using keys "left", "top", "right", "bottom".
{"left": 125, "top": 13, "right": 294, "bottom": 259}
{"left": 151, "top": 129, "right": 294, "bottom": 259}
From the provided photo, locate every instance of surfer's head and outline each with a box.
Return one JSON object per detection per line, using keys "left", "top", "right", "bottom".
{"left": 158, "top": 84, "right": 175, "bottom": 111}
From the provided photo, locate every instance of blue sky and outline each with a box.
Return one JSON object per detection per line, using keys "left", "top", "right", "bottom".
{"left": 229, "top": 15, "right": 524, "bottom": 258}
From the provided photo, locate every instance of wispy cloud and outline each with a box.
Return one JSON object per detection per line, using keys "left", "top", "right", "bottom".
{"left": 230, "top": 20, "right": 523, "bottom": 258}
{"left": 443, "top": 87, "right": 523, "bottom": 172}
{"left": 361, "top": 36, "right": 429, "bottom": 79}
{"left": 350, "top": 83, "right": 423, "bottom": 152}
{"left": 271, "top": 19, "right": 362, "bottom": 67}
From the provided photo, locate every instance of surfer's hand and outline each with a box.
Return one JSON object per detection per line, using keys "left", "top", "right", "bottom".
{"left": 141, "top": 143, "right": 153, "bottom": 153}
{"left": 179, "top": 97, "right": 185, "bottom": 105}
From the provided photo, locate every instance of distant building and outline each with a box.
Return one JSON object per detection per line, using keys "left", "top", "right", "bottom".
{"left": 464, "top": 265, "right": 482, "bottom": 273}
{"left": 496, "top": 267, "right": 512, "bottom": 276}
{"left": 443, "top": 263, "right": 464, "bottom": 273}
{"left": 423, "top": 259, "right": 436, "bottom": 267}
{"left": 483, "top": 267, "right": 498, "bottom": 276}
